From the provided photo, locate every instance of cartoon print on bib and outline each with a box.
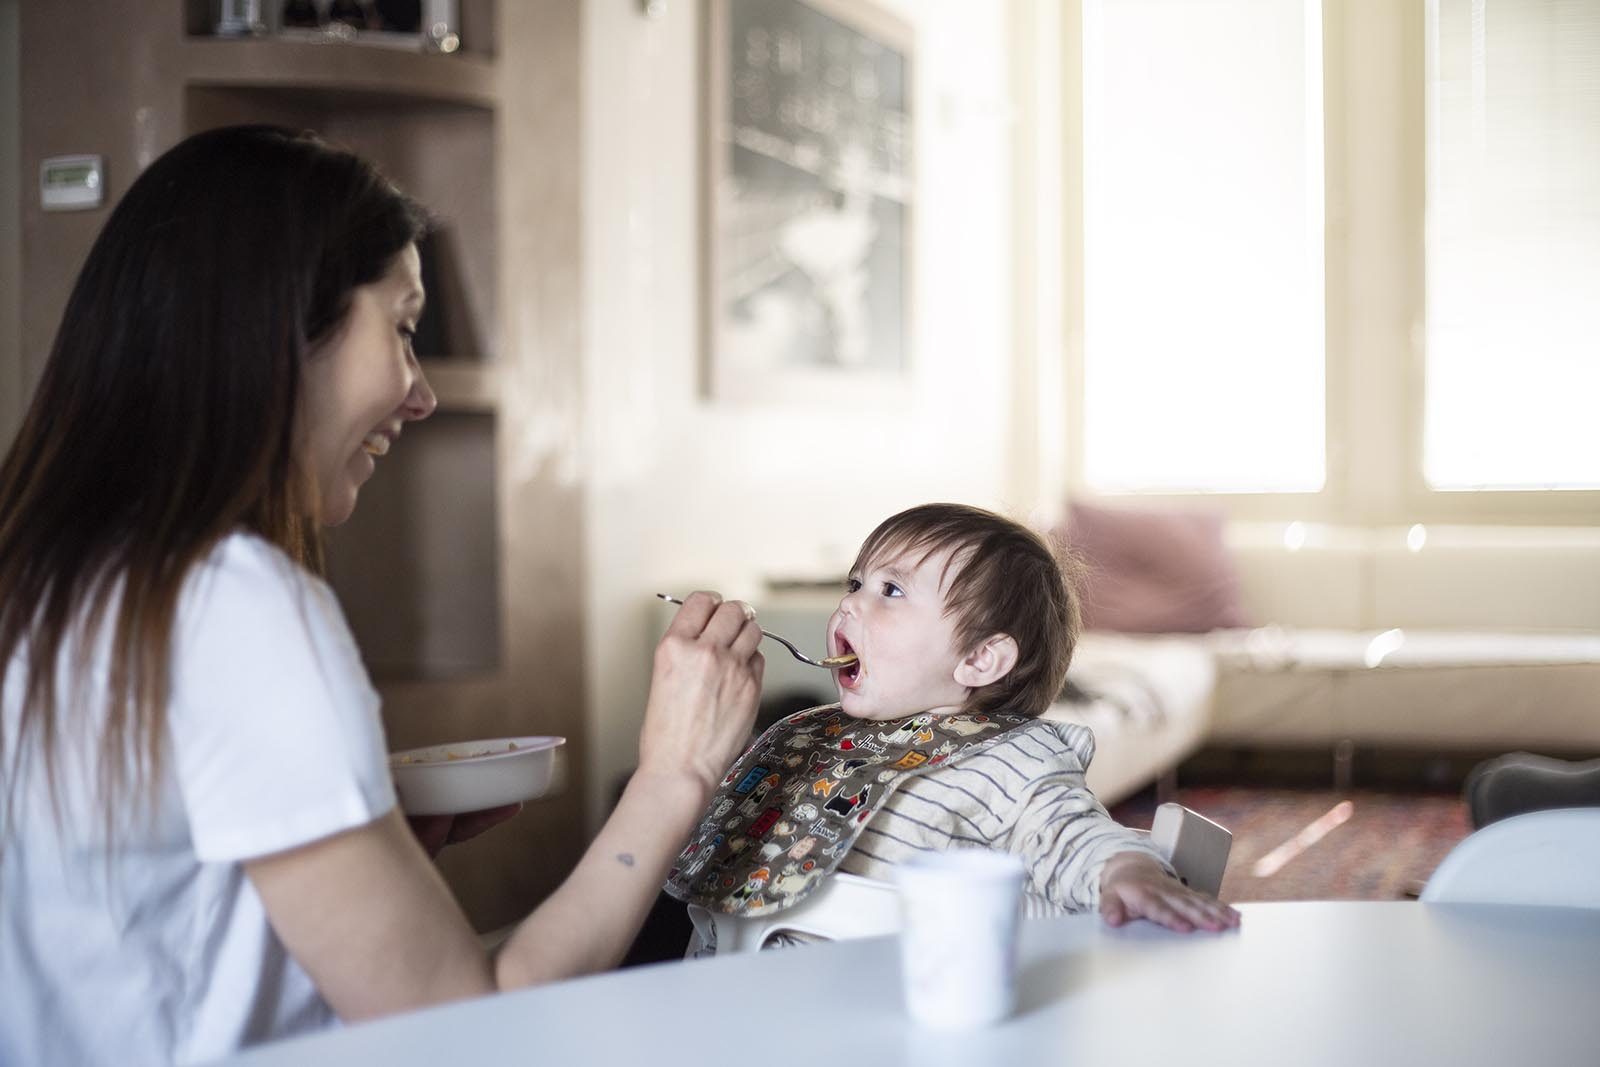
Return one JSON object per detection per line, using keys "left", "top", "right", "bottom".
{"left": 663, "top": 705, "right": 1032, "bottom": 917}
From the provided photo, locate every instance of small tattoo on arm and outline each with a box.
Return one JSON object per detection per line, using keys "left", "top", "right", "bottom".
{"left": 616, "top": 852, "right": 635, "bottom": 867}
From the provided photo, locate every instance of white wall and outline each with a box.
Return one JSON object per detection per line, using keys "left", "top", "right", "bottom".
{"left": 580, "top": 0, "right": 1022, "bottom": 821}
{"left": 0, "top": 0, "right": 20, "bottom": 452}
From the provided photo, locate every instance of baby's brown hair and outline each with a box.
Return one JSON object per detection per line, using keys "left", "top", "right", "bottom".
{"left": 849, "top": 503, "right": 1080, "bottom": 716}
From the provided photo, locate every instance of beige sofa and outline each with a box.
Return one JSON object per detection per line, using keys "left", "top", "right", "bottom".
{"left": 1046, "top": 525, "right": 1600, "bottom": 804}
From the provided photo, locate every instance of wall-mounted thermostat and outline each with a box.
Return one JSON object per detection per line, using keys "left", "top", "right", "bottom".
{"left": 40, "top": 155, "right": 105, "bottom": 211}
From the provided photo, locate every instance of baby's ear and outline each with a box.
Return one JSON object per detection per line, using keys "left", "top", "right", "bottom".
{"left": 953, "top": 633, "right": 1019, "bottom": 688}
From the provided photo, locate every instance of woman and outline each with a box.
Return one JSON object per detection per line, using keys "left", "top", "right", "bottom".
{"left": 0, "top": 126, "right": 762, "bottom": 1064}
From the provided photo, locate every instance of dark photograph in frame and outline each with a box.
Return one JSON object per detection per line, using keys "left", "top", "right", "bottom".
{"left": 704, "top": 0, "right": 914, "bottom": 402}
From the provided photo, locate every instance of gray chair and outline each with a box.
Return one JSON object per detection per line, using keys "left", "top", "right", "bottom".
{"left": 1464, "top": 752, "right": 1600, "bottom": 829}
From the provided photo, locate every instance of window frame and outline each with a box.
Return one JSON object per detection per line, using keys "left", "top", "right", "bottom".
{"left": 1058, "top": 0, "right": 1599, "bottom": 527}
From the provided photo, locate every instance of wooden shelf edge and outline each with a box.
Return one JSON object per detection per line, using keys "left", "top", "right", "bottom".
{"left": 178, "top": 37, "right": 498, "bottom": 109}
{"left": 420, "top": 358, "right": 500, "bottom": 412}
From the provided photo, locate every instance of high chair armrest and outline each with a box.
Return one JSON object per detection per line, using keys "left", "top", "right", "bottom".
{"left": 1144, "top": 802, "right": 1232, "bottom": 897}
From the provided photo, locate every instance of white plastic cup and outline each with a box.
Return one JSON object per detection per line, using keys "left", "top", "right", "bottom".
{"left": 894, "top": 849, "right": 1027, "bottom": 1028}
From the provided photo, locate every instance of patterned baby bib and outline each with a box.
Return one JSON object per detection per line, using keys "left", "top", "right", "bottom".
{"left": 663, "top": 704, "right": 1033, "bottom": 917}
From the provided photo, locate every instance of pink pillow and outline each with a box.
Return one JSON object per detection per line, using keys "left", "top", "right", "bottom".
{"left": 1057, "top": 500, "right": 1248, "bottom": 633}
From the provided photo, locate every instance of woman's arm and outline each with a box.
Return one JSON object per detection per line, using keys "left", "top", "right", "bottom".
{"left": 492, "top": 767, "right": 713, "bottom": 985}
{"left": 246, "top": 767, "right": 714, "bottom": 1018}
{"left": 246, "top": 591, "right": 762, "bottom": 1021}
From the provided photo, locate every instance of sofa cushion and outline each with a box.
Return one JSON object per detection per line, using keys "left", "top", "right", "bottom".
{"left": 1060, "top": 500, "right": 1249, "bottom": 633}
{"left": 1203, "top": 628, "right": 1600, "bottom": 750}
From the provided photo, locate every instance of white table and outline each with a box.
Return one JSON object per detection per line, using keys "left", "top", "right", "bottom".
{"left": 217, "top": 901, "right": 1600, "bottom": 1066}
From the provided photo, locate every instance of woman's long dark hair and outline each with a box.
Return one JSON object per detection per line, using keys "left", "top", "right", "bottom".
{"left": 0, "top": 125, "right": 426, "bottom": 837}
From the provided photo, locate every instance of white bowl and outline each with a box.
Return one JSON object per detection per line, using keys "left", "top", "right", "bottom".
{"left": 388, "top": 736, "right": 565, "bottom": 816}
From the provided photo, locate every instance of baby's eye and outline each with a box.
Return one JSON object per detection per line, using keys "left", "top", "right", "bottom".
{"left": 881, "top": 581, "right": 903, "bottom": 598}
{"left": 844, "top": 577, "right": 862, "bottom": 593}
{"left": 398, "top": 325, "right": 417, "bottom": 351}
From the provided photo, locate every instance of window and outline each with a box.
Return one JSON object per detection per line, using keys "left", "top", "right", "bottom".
{"left": 1079, "top": 0, "right": 1325, "bottom": 494}
{"left": 1060, "top": 0, "right": 1596, "bottom": 519}
{"left": 1425, "top": 0, "right": 1600, "bottom": 491}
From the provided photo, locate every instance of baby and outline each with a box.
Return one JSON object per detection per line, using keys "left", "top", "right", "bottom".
{"left": 663, "top": 503, "right": 1240, "bottom": 944}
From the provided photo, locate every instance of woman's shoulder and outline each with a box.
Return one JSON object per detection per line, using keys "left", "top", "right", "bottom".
{"left": 171, "top": 531, "right": 372, "bottom": 709}
{"left": 200, "top": 530, "right": 303, "bottom": 578}
{"left": 192, "top": 532, "right": 321, "bottom": 592}
{"left": 183, "top": 531, "right": 335, "bottom": 630}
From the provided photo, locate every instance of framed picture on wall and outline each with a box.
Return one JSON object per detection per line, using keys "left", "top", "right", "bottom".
{"left": 704, "top": 0, "right": 913, "bottom": 403}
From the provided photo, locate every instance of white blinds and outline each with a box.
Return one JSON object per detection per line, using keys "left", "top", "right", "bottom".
{"left": 1081, "top": 0, "right": 1325, "bottom": 494}
{"left": 1426, "top": 0, "right": 1600, "bottom": 490}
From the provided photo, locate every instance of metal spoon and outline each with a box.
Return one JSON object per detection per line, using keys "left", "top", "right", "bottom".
{"left": 655, "top": 593, "right": 858, "bottom": 670}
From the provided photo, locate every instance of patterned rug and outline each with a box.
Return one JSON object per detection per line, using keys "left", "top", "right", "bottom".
{"left": 1111, "top": 786, "right": 1475, "bottom": 902}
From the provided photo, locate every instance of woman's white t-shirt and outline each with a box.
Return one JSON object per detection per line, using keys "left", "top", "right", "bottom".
{"left": 0, "top": 533, "right": 396, "bottom": 1065}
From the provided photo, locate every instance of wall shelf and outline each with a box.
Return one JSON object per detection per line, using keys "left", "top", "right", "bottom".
{"left": 176, "top": 38, "right": 498, "bottom": 110}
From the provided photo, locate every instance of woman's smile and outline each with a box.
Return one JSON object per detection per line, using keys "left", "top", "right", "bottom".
{"left": 298, "top": 244, "right": 435, "bottom": 525}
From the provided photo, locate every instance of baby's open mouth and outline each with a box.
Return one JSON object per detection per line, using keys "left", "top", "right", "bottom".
{"left": 362, "top": 432, "right": 391, "bottom": 457}
{"left": 834, "top": 635, "right": 863, "bottom": 686}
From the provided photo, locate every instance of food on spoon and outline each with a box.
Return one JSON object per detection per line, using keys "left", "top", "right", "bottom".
{"left": 831, "top": 635, "right": 863, "bottom": 684}
{"left": 825, "top": 634, "right": 859, "bottom": 671}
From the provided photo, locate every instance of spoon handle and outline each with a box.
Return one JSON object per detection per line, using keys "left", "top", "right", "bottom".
{"left": 654, "top": 593, "right": 853, "bottom": 670}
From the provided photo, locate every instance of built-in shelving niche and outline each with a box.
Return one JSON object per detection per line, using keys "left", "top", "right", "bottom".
{"left": 324, "top": 410, "right": 501, "bottom": 680}
{"left": 184, "top": 84, "right": 497, "bottom": 368}
{"left": 181, "top": 64, "right": 502, "bottom": 681}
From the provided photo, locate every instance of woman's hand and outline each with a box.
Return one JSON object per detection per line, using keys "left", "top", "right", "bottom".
{"left": 636, "top": 590, "right": 764, "bottom": 798}
{"left": 406, "top": 804, "right": 523, "bottom": 859}
{"left": 1098, "top": 851, "right": 1242, "bottom": 933}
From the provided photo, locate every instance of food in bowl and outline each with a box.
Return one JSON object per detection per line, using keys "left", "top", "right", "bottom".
{"left": 392, "top": 740, "right": 526, "bottom": 765}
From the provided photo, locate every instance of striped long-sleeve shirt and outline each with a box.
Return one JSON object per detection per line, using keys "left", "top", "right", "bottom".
{"left": 835, "top": 717, "right": 1170, "bottom": 913}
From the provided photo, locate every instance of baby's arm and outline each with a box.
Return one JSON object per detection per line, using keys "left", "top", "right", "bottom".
{"left": 1009, "top": 769, "right": 1169, "bottom": 911}
{"left": 1010, "top": 773, "right": 1239, "bottom": 933}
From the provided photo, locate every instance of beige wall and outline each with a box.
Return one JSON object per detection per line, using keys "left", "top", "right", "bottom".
{"left": 579, "top": 0, "right": 1023, "bottom": 822}
{"left": 0, "top": 0, "right": 19, "bottom": 453}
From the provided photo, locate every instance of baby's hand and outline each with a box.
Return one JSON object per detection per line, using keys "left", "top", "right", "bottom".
{"left": 1098, "top": 851, "right": 1241, "bottom": 933}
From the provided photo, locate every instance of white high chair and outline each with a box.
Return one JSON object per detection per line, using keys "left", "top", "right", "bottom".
{"left": 693, "top": 801, "right": 1233, "bottom": 955}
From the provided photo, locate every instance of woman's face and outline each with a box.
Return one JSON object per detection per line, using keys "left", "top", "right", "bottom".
{"left": 298, "top": 243, "right": 436, "bottom": 526}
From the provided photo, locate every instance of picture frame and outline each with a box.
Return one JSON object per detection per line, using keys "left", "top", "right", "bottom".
{"left": 703, "top": 0, "right": 914, "bottom": 403}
